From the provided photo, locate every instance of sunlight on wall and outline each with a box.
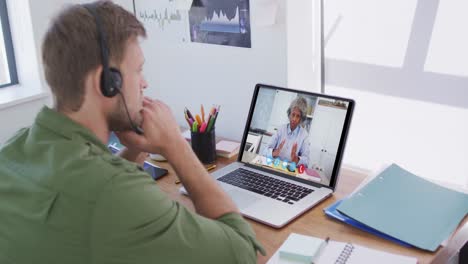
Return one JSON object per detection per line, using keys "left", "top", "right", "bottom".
{"left": 324, "top": 0, "right": 468, "bottom": 187}
{"left": 326, "top": 84, "right": 468, "bottom": 188}
{"left": 425, "top": 0, "right": 468, "bottom": 77}
{"left": 324, "top": 0, "right": 417, "bottom": 68}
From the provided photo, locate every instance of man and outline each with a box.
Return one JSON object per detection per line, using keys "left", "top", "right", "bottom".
{"left": 265, "top": 96, "right": 310, "bottom": 167}
{"left": 0, "top": 1, "right": 263, "bottom": 263}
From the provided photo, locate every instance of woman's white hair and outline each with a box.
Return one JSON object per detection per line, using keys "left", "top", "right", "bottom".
{"left": 286, "top": 96, "right": 308, "bottom": 122}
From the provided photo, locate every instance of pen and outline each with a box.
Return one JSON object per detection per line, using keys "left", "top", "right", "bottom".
{"left": 312, "top": 237, "right": 329, "bottom": 263}
{"left": 209, "top": 110, "right": 219, "bottom": 132}
{"left": 185, "top": 107, "right": 194, "bottom": 120}
{"left": 184, "top": 111, "right": 191, "bottom": 127}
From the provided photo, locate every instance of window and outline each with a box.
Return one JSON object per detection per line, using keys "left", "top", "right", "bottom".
{"left": 0, "top": 0, "right": 18, "bottom": 88}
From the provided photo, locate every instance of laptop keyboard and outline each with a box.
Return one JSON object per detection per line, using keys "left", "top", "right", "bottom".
{"left": 217, "top": 168, "right": 314, "bottom": 205}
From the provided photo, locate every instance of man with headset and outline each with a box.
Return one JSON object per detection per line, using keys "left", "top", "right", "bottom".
{"left": 0, "top": 1, "right": 263, "bottom": 263}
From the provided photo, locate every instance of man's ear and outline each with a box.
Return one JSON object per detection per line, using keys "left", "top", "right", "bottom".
{"left": 87, "top": 65, "right": 103, "bottom": 96}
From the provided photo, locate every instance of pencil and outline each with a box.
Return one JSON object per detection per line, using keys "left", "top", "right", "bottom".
{"left": 206, "top": 164, "right": 216, "bottom": 171}
{"left": 201, "top": 104, "right": 205, "bottom": 123}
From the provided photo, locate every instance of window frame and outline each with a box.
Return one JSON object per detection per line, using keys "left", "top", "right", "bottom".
{"left": 0, "top": 0, "right": 18, "bottom": 88}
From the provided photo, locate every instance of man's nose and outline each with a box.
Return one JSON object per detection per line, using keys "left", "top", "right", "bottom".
{"left": 142, "top": 78, "right": 148, "bottom": 90}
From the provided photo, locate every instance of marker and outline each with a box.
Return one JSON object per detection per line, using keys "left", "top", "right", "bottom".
{"left": 195, "top": 114, "right": 202, "bottom": 125}
{"left": 200, "top": 122, "right": 207, "bottom": 133}
{"left": 206, "top": 115, "right": 215, "bottom": 132}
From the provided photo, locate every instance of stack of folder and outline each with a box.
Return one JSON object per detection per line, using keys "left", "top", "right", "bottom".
{"left": 324, "top": 164, "right": 468, "bottom": 251}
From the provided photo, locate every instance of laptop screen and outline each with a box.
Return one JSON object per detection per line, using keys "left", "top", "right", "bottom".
{"left": 239, "top": 84, "right": 354, "bottom": 188}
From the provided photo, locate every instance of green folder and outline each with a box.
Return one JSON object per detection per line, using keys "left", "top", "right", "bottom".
{"left": 337, "top": 164, "right": 468, "bottom": 251}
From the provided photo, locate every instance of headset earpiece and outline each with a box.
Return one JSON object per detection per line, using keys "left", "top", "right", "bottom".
{"left": 101, "top": 67, "right": 122, "bottom": 97}
{"left": 109, "top": 68, "right": 122, "bottom": 90}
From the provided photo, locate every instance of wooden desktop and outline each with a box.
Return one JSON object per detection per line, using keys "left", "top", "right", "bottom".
{"left": 149, "top": 155, "right": 467, "bottom": 264}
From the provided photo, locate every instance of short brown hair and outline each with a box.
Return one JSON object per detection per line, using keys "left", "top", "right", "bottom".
{"left": 42, "top": 0, "right": 146, "bottom": 112}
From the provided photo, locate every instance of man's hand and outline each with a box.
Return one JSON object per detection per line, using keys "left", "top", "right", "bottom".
{"left": 290, "top": 142, "right": 299, "bottom": 163}
{"left": 115, "top": 97, "right": 184, "bottom": 157}
{"left": 272, "top": 139, "right": 286, "bottom": 157}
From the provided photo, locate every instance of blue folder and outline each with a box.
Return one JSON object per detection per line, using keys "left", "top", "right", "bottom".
{"left": 336, "top": 164, "right": 468, "bottom": 251}
{"left": 324, "top": 199, "right": 413, "bottom": 247}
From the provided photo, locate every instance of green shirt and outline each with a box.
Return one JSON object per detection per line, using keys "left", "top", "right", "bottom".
{"left": 0, "top": 107, "right": 264, "bottom": 264}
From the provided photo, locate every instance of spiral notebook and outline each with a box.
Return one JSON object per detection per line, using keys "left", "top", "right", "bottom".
{"left": 267, "top": 233, "right": 417, "bottom": 264}
{"left": 314, "top": 241, "right": 417, "bottom": 264}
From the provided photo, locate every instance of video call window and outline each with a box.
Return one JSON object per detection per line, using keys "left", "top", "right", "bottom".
{"left": 241, "top": 87, "right": 349, "bottom": 187}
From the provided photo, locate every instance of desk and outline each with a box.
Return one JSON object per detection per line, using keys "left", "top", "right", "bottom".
{"left": 149, "top": 156, "right": 468, "bottom": 264}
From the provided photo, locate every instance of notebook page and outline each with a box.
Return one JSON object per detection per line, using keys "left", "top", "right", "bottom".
{"left": 315, "top": 241, "right": 417, "bottom": 264}
{"left": 216, "top": 140, "right": 240, "bottom": 153}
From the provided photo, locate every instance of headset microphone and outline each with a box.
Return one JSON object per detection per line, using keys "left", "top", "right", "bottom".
{"left": 83, "top": 3, "right": 143, "bottom": 135}
{"left": 118, "top": 90, "right": 144, "bottom": 135}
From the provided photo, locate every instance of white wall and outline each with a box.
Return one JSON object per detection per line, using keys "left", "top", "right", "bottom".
{"left": 137, "top": 1, "right": 288, "bottom": 141}
{"left": 0, "top": 99, "right": 48, "bottom": 143}
{"left": 324, "top": 0, "right": 468, "bottom": 187}
{"left": 287, "top": 0, "right": 321, "bottom": 92}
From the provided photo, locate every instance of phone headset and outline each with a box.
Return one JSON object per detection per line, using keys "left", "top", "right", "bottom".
{"left": 83, "top": 3, "right": 143, "bottom": 135}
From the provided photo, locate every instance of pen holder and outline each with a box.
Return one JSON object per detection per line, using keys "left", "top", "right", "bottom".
{"left": 191, "top": 128, "right": 216, "bottom": 164}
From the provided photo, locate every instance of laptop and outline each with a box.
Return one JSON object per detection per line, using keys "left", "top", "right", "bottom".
{"left": 181, "top": 84, "right": 354, "bottom": 228}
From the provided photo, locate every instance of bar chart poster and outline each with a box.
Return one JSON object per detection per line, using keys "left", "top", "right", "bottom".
{"left": 133, "top": 0, "right": 192, "bottom": 44}
{"left": 189, "top": 0, "right": 251, "bottom": 48}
